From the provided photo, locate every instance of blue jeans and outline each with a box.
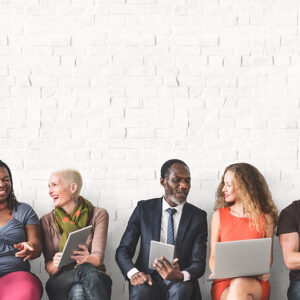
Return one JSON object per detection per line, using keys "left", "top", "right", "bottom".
{"left": 129, "top": 273, "right": 194, "bottom": 300}
{"left": 70, "top": 284, "right": 86, "bottom": 300}
{"left": 46, "top": 263, "right": 112, "bottom": 300}
{"left": 73, "top": 263, "right": 112, "bottom": 300}
{"left": 288, "top": 278, "right": 300, "bottom": 300}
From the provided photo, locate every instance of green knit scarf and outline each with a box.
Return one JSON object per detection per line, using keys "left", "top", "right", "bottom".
{"left": 54, "top": 196, "right": 93, "bottom": 252}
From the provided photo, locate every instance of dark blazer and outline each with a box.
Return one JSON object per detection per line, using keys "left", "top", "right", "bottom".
{"left": 115, "top": 197, "right": 207, "bottom": 294}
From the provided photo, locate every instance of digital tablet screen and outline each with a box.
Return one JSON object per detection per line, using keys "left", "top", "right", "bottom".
{"left": 58, "top": 225, "right": 92, "bottom": 268}
{"left": 148, "top": 240, "right": 174, "bottom": 270}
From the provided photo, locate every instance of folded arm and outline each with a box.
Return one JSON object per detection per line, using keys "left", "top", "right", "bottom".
{"left": 279, "top": 231, "right": 300, "bottom": 270}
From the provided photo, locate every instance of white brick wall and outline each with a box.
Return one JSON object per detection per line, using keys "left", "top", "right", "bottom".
{"left": 1, "top": 0, "right": 299, "bottom": 299}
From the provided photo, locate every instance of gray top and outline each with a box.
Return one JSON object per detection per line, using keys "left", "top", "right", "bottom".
{"left": 0, "top": 202, "right": 40, "bottom": 276}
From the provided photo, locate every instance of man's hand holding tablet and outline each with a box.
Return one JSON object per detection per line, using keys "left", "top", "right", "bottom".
{"left": 153, "top": 257, "right": 184, "bottom": 282}
{"left": 148, "top": 241, "right": 183, "bottom": 282}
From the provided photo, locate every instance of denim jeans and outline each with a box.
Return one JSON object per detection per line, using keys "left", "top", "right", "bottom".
{"left": 129, "top": 272, "right": 194, "bottom": 300}
{"left": 288, "top": 278, "right": 300, "bottom": 300}
{"left": 73, "top": 263, "right": 112, "bottom": 300}
{"left": 46, "top": 263, "right": 112, "bottom": 300}
{"left": 70, "top": 284, "right": 86, "bottom": 300}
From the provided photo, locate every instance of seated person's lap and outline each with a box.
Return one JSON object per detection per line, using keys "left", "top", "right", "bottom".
{"left": 213, "top": 278, "right": 270, "bottom": 300}
{"left": 168, "top": 280, "right": 194, "bottom": 299}
{"left": 46, "top": 263, "right": 112, "bottom": 300}
{"left": 129, "top": 276, "right": 194, "bottom": 300}
{"left": 0, "top": 271, "right": 42, "bottom": 300}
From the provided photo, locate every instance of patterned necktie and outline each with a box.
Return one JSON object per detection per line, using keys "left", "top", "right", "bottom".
{"left": 167, "top": 208, "right": 177, "bottom": 245}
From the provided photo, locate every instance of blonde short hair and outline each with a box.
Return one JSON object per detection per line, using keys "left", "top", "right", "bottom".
{"left": 53, "top": 169, "right": 83, "bottom": 195}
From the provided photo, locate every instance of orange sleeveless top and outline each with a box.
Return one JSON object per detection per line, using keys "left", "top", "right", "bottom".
{"left": 211, "top": 207, "right": 270, "bottom": 300}
{"left": 219, "top": 206, "right": 265, "bottom": 241}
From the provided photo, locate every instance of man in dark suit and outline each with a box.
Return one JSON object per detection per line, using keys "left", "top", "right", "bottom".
{"left": 115, "top": 159, "right": 207, "bottom": 300}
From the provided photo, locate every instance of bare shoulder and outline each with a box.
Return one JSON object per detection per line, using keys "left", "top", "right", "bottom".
{"left": 210, "top": 210, "right": 220, "bottom": 230}
{"left": 264, "top": 213, "right": 274, "bottom": 224}
{"left": 212, "top": 209, "right": 220, "bottom": 222}
{"left": 210, "top": 210, "right": 220, "bottom": 244}
{"left": 264, "top": 213, "right": 275, "bottom": 237}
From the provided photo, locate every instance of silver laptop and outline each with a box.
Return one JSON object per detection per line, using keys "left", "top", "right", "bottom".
{"left": 211, "top": 238, "right": 271, "bottom": 280}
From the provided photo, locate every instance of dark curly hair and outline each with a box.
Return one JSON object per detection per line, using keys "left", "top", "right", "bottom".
{"left": 0, "top": 160, "right": 19, "bottom": 213}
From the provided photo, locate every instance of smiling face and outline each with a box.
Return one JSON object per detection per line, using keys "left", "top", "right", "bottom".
{"left": 161, "top": 163, "right": 191, "bottom": 206}
{"left": 222, "top": 170, "right": 239, "bottom": 203}
{"left": 48, "top": 173, "right": 74, "bottom": 209}
{"left": 0, "top": 167, "right": 12, "bottom": 204}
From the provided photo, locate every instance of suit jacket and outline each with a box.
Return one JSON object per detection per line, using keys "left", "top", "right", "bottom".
{"left": 115, "top": 197, "right": 207, "bottom": 283}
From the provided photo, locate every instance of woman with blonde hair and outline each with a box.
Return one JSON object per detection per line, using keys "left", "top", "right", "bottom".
{"left": 41, "top": 169, "right": 112, "bottom": 300}
{"left": 209, "top": 163, "right": 278, "bottom": 300}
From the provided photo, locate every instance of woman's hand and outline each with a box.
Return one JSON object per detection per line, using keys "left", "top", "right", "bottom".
{"left": 209, "top": 273, "right": 215, "bottom": 279}
{"left": 45, "top": 254, "right": 62, "bottom": 276}
{"left": 256, "top": 273, "right": 270, "bottom": 281}
{"left": 53, "top": 252, "right": 63, "bottom": 268}
{"left": 14, "top": 242, "right": 34, "bottom": 261}
{"left": 70, "top": 245, "right": 90, "bottom": 264}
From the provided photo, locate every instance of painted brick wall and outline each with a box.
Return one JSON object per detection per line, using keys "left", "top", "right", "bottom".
{"left": 1, "top": 0, "right": 299, "bottom": 299}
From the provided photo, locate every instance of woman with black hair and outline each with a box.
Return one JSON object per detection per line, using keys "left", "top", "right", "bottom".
{"left": 0, "top": 160, "right": 43, "bottom": 300}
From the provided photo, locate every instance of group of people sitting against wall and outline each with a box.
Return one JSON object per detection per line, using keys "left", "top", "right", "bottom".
{"left": 0, "top": 158, "right": 298, "bottom": 300}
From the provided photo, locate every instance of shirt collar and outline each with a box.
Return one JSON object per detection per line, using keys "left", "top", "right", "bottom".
{"left": 162, "top": 196, "right": 184, "bottom": 213}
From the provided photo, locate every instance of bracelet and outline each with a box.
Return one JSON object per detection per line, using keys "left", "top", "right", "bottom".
{"left": 27, "top": 241, "right": 34, "bottom": 249}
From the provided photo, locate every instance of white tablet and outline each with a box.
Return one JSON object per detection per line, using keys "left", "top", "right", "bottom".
{"left": 148, "top": 240, "right": 175, "bottom": 270}
{"left": 58, "top": 225, "right": 92, "bottom": 268}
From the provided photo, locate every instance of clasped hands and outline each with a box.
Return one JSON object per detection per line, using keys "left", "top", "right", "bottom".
{"left": 14, "top": 242, "right": 34, "bottom": 261}
{"left": 130, "top": 256, "right": 183, "bottom": 286}
{"left": 53, "top": 244, "right": 90, "bottom": 268}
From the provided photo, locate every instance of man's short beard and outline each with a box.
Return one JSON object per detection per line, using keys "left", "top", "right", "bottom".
{"left": 168, "top": 194, "right": 186, "bottom": 206}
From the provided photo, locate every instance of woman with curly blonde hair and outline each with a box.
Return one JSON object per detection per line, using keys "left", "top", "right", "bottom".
{"left": 209, "top": 163, "right": 278, "bottom": 300}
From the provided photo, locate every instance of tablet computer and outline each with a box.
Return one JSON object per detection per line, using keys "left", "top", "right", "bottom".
{"left": 148, "top": 240, "right": 175, "bottom": 270}
{"left": 58, "top": 225, "right": 92, "bottom": 268}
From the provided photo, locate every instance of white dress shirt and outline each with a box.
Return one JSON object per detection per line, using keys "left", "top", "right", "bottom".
{"left": 127, "top": 197, "right": 191, "bottom": 281}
